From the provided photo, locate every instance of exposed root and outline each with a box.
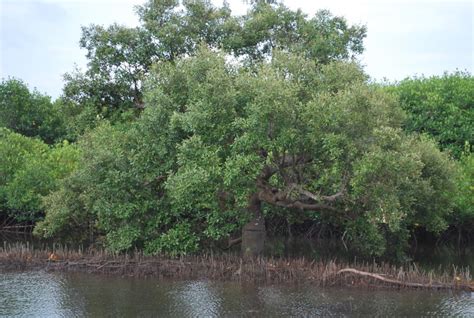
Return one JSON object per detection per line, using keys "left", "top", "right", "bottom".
{"left": 0, "top": 243, "right": 473, "bottom": 291}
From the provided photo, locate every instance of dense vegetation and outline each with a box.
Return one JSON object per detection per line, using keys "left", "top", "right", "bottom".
{"left": 0, "top": 79, "right": 66, "bottom": 144}
{"left": 386, "top": 72, "right": 473, "bottom": 159}
{"left": 1, "top": 0, "right": 472, "bottom": 260}
{"left": 0, "top": 128, "right": 79, "bottom": 223}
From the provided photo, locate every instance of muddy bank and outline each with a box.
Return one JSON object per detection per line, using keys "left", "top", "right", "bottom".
{"left": 1, "top": 243, "right": 472, "bottom": 291}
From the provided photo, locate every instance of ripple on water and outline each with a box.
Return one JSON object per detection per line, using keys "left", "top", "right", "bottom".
{"left": 0, "top": 271, "right": 84, "bottom": 318}
{"left": 1, "top": 271, "right": 473, "bottom": 317}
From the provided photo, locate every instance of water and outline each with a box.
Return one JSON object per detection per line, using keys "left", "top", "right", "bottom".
{"left": 1, "top": 270, "right": 473, "bottom": 317}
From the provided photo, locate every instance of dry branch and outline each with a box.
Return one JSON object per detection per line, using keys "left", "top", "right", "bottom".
{"left": 337, "top": 268, "right": 474, "bottom": 291}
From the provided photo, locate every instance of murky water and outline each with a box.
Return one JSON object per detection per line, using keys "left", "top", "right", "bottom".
{"left": 1, "top": 270, "right": 473, "bottom": 317}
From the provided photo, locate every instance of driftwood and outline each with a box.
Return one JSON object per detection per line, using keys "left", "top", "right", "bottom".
{"left": 337, "top": 268, "right": 474, "bottom": 291}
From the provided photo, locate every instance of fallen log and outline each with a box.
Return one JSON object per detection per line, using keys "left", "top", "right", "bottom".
{"left": 337, "top": 268, "right": 474, "bottom": 291}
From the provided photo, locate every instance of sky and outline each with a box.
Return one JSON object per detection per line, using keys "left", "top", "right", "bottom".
{"left": 0, "top": 0, "right": 473, "bottom": 99}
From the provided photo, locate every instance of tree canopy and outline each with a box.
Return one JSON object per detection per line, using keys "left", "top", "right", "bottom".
{"left": 63, "top": 0, "right": 366, "bottom": 120}
{"left": 388, "top": 72, "right": 473, "bottom": 159}
{"left": 37, "top": 48, "right": 457, "bottom": 258}
{"left": 0, "top": 128, "right": 79, "bottom": 222}
{"left": 0, "top": 78, "right": 66, "bottom": 144}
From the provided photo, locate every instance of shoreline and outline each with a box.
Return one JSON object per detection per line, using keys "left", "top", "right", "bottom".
{"left": 1, "top": 243, "right": 473, "bottom": 291}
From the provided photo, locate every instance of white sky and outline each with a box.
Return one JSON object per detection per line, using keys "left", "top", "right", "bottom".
{"left": 1, "top": 0, "right": 473, "bottom": 98}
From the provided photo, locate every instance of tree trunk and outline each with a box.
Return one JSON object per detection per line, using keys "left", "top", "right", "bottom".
{"left": 241, "top": 194, "right": 265, "bottom": 257}
{"left": 457, "top": 226, "right": 462, "bottom": 252}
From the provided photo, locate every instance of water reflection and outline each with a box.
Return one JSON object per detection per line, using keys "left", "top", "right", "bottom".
{"left": 1, "top": 271, "right": 473, "bottom": 317}
{"left": 0, "top": 271, "right": 84, "bottom": 317}
{"left": 169, "top": 281, "right": 221, "bottom": 317}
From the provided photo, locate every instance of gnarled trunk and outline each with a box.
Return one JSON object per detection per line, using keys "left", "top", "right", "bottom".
{"left": 241, "top": 194, "right": 265, "bottom": 257}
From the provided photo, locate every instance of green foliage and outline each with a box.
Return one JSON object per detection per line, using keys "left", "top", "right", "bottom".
{"left": 0, "top": 78, "right": 66, "bottom": 143}
{"left": 39, "top": 47, "right": 460, "bottom": 258}
{"left": 34, "top": 182, "right": 89, "bottom": 240}
{"left": 388, "top": 72, "right": 474, "bottom": 158}
{"left": 0, "top": 129, "right": 79, "bottom": 222}
{"left": 63, "top": 0, "right": 234, "bottom": 120}
{"left": 63, "top": 0, "right": 366, "bottom": 122}
{"left": 36, "top": 121, "right": 169, "bottom": 251}
{"left": 345, "top": 218, "right": 386, "bottom": 257}
{"left": 451, "top": 145, "right": 474, "bottom": 231}
{"left": 29, "top": 2, "right": 464, "bottom": 259}
{"left": 224, "top": 4, "right": 366, "bottom": 63}
{"left": 148, "top": 48, "right": 457, "bottom": 257}
{"left": 0, "top": 129, "right": 48, "bottom": 211}
{"left": 53, "top": 98, "right": 102, "bottom": 142}
{"left": 405, "top": 136, "right": 457, "bottom": 232}
{"left": 144, "top": 222, "right": 200, "bottom": 257}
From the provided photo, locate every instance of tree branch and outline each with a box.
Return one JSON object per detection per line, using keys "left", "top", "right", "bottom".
{"left": 274, "top": 200, "right": 340, "bottom": 212}
{"left": 259, "top": 154, "right": 311, "bottom": 182}
{"left": 257, "top": 185, "right": 341, "bottom": 213}
{"left": 290, "top": 172, "right": 349, "bottom": 203}
{"left": 256, "top": 155, "right": 349, "bottom": 213}
{"left": 292, "top": 184, "right": 345, "bottom": 202}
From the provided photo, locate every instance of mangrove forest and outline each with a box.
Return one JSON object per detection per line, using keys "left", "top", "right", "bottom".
{"left": 1, "top": 0, "right": 473, "bottom": 265}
